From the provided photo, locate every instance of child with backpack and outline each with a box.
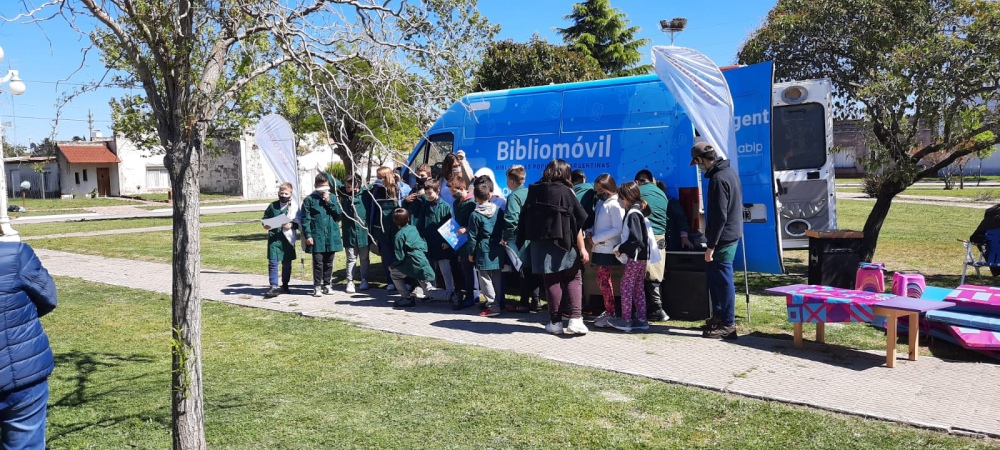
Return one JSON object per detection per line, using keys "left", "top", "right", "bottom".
{"left": 610, "top": 181, "right": 660, "bottom": 332}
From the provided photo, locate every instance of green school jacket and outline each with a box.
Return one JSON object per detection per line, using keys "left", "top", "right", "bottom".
{"left": 301, "top": 191, "right": 344, "bottom": 253}
{"left": 263, "top": 201, "right": 296, "bottom": 261}
{"left": 452, "top": 194, "right": 476, "bottom": 258}
{"left": 468, "top": 205, "right": 503, "bottom": 271}
{"left": 391, "top": 224, "right": 436, "bottom": 281}
{"left": 412, "top": 197, "right": 454, "bottom": 261}
{"left": 503, "top": 185, "right": 528, "bottom": 251}
{"left": 338, "top": 188, "right": 369, "bottom": 248}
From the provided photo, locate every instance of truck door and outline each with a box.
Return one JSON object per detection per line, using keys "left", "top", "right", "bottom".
{"left": 772, "top": 79, "right": 837, "bottom": 250}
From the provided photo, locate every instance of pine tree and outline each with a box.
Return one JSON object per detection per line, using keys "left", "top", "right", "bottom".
{"left": 557, "top": 0, "right": 652, "bottom": 77}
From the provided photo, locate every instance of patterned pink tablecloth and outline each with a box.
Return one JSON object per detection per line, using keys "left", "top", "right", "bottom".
{"left": 765, "top": 284, "right": 897, "bottom": 324}
{"left": 944, "top": 285, "right": 1000, "bottom": 314}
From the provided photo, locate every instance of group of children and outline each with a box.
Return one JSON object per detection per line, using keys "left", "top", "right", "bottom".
{"left": 262, "top": 160, "right": 659, "bottom": 333}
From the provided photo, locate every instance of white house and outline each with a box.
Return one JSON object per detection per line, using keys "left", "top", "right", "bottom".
{"left": 113, "top": 136, "right": 168, "bottom": 195}
{"left": 55, "top": 141, "right": 121, "bottom": 197}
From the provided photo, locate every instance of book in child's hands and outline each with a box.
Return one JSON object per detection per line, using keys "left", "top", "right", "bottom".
{"left": 438, "top": 218, "right": 468, "bottom": 250}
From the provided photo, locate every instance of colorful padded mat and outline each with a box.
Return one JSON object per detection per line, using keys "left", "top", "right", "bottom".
{"left": 945, "top": 325, "right": 1000, "bottom": 350}
{"left": 944, "top": 285, "right": 1000, "bottom": 314}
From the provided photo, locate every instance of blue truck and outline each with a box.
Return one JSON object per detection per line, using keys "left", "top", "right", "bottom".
{"left": 405, "top": 61, "right": 836, "bottom": 274}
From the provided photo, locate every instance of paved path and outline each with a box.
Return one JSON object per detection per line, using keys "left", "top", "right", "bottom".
{"left": 35, "top": 248, "right": 1000, "bottom": 438}
{"left": 12, "top": 202, "right": 268, "bottom": 224}
{"left": 839, "top": 192, "right": 992, "bottom": 210}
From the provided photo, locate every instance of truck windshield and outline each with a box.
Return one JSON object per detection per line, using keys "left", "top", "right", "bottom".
{"left": 423, "top": 132, "right": 455, "bottom": 177}
{"left": 772, "top": 103, "right": 827, "bottom": 171}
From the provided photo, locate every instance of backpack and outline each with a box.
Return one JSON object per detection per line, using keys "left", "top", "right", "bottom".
{"left": 622, "top": 208, "right": 662, "bottom": 264}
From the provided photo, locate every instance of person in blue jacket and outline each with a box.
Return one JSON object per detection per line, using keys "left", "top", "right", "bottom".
{"left": 0, "top": 242, "right": 57, "bottom": 449}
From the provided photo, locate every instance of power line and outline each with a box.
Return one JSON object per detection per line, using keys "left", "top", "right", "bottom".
{"left": 1, "top": 114, "right": 114, "bottom": 123}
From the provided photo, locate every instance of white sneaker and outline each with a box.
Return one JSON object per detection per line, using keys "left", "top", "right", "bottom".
{"left": 593, "top": 311, "right": 613, "bottom": 328}
{"left": 564, "top": 317, "right": 589, "bottom": 335}
{"left": 345, "top": 282, "right": 356, "bottom": 293}
{"left": 545, "top": 321, "right": 564, "bottom": 335}
{"left": 359, "top": 280, "right": 370, "bottom": 291}
{"left": 387, "top": 284, "right": 396, "bottom": 292}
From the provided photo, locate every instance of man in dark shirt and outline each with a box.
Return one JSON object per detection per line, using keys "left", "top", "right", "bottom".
{"left": 571, "top": 170, "right": 597, "bottom": 231}
{"left": 690, "top": 142, "right": 742, "bottom": 340}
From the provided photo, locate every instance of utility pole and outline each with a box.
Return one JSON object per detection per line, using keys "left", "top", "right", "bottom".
{"left": 88, "top": 109, "right": 94, "bottom": 140}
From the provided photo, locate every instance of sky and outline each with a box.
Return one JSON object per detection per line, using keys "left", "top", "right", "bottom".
{"left": 0, "top": 0, "right": 776, "bottom": 149}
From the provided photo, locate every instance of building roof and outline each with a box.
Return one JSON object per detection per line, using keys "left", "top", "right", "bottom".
{"left": 58, "top": 144, "right": 120, "bottom": 164}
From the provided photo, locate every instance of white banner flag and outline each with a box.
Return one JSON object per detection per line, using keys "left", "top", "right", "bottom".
{"left": 651, "top": 46, "right": 738, "bottom": 174}
{"left": 255, "top": 114, "right": 299, "bottom": 204}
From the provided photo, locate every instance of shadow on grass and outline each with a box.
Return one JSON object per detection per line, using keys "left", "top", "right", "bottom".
{"left": 49, "top": 350, "right": 168, "bottom": 442}
{"left": 213, "top": 233, "right": 267, "bottom": 243}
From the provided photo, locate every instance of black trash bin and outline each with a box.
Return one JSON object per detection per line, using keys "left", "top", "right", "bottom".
{"left": 806, "top": 230, "right": 863, "bottom": 289}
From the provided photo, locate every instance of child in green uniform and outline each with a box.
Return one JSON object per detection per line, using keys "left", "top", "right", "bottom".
{"left": 389, "top": 208, "right": 436, "bottom": 307}
{"left": 450, "top": 175, "right": 479, "bottom": 309}
{"left": 339, "top": 175, "right": 370, "bottom": 293}
{"left": 468, "top": 182, "right": 504, "bottom": 317}
{"left": 502, "top": 165, "right": 541, "bottom": 312}
{"left": 302, "top": 173, "right": 344, "bottom": 297}
{"left": 408, "top": 179, "right": 457, "bottom": 303}
{"left": 262, "top": 182, "right": 297, "bottom": 298}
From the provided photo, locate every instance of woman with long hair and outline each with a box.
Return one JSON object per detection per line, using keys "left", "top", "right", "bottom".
{"left": 365, "top": 166, "right": 411, "bottom": 292}
{"left": 517, "top": 159, "right": 591, "bottom": 335}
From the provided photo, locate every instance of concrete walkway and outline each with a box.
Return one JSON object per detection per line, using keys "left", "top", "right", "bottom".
{"left": 35, "top": 248, "right": 1000, "bottom": 438}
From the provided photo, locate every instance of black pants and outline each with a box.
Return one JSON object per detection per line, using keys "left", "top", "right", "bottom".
{"left": 312, "top": 252, "right": 335, "bottom": 287}
{"left": 645, "top": 280, "right": 663, "bottom": 312}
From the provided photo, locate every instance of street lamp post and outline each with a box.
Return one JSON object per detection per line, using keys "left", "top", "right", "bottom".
{"left": 0, "top": 44, "right": 27, "bottom": 242}
{"left": 659, "top": 18, "right": 688, "bottom": 46}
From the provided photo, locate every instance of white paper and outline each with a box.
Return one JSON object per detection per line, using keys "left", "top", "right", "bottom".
{"left": 503, "top": 244, "right": 523, "bottom": 272}
{"left": 262, "top": 215, "right": 291, "bottom": 229}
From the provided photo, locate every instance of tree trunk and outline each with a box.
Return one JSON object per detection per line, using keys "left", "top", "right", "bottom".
{"left": 860, "top": 186, "right": 902, "bottom": 262}
{"left": 164, "top": 138, "right": 207, "bottom": 450}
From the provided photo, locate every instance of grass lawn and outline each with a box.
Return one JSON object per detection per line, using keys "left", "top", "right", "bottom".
{"left": 43, "top": 277, "right": 996, "bottom": 449}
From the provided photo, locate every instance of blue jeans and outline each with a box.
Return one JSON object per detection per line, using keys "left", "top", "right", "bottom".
{"left": 707, "top": 259, "right": 736, "bottom": 326}
{"left": 0, "top": 380, "right": 48, "bottom": 450}
{"left": 268, "top": 259, "right": 292, "bottom": 287}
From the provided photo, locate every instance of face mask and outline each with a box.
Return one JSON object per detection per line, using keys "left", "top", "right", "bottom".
{"left": 452, "top": 167, "right": 461, "bottom": 174}
{"left": 316, "top": 186, "right": 330, "bottom": 192}
{"left": 279, "top": 195, "right": 291, "bottom": 203}
{"left": 597, "top": 192, "right": 609, "bottom": 202}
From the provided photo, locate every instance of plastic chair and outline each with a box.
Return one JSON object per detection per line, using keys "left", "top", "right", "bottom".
{"left": 961, "top": 228, "right": 1000, "bottom": 284}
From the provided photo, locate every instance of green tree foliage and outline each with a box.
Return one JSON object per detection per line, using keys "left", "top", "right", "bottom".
{"left": 401, "top": 0, "right": 500, "bottom": 109}
{"left": 557, "top": 0, "right": 651, "bottom": 77}
{"left": 474, "top": 35, "right": 605, "bottom": 92}
{"left": 739, "top": 0, "right": 1000, "bottom": 261}
{"left": 1, "top": 135, "right": 27, "bottom": 158}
